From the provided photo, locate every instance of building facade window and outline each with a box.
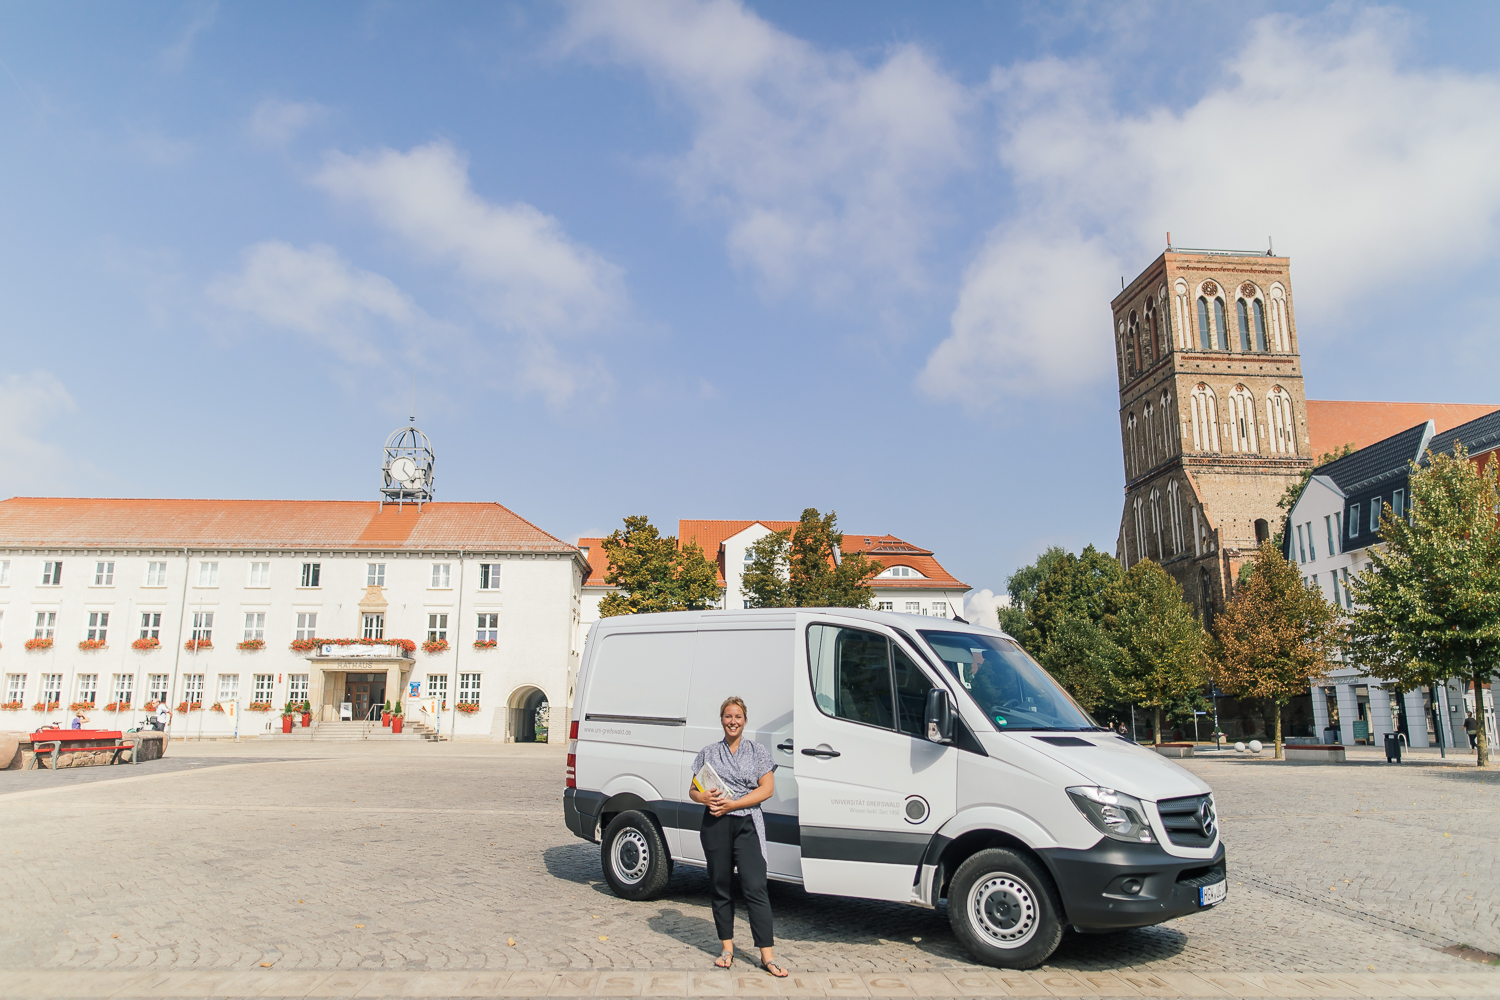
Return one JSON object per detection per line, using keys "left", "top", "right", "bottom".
{"left": 1237, "top": 298, "right": 1252, "bottom": 352}
{"left": 94, "top": 561, "right": 114, "bottom": 586}
{"left": 183, "top": 674, "right": 204, "bottom": 704}
{"left": 1350, "top": 507, "right": 1360, "bottom": 539}
{"left": 41, "top": 561, "right": 62, "bottom": 586}
{"left": 1227, "top": 385, "right": 1258, "bottom": 453}
{"left": 459, "top": 673, "right": 481, "bottom": 704}
{"left": 243, "top": 612, "right": 265, "bottom": 642}
{"left": 86, "top": 612, "right": 109, "bottom": 642}
{"left": 1325, "top": 515, "right": 1337, "bottom": 556}
{"left": 300, "top": 563, "right": 321, "bottom": 588}
{"left": 930, "top": 602, "right": 948, "bottom": 618}
{"left": 218, "top": 674, "right": 239, "bottom": 702}
{"left": 878, "top": 601, "right": 894, "bottom": 611}
{"left": 289, "top": 674, "right": 309, "bottom": 703}
{"left": 112, "top": 673, "right": 133, "bottom": 705}
{"left": 1330, "top": 573, "right": 1341, "bottom": 606}
{"left": 1392, "top": 489, "right": 1405, "bottom": 520}
{"left": 367, "top": 563, "right": 386, "bottom": 587}
{"left": 34, "top": 612, "right": 56, "bottom": 639}
{"left": 1213, "top": 297, "right": 1228, "bottom": 350}
{"left": 905, "top": 601, "right": 921, "bottom": 613}
{"left": 427, "top": 673, "right": 448, "bottom": 703}
{"left": 1305, "top": 521, "right": 1316, "bottom": 560}
{"left": 1369, "top": 499, "right": 1381, "bottom": 533}
{"left": 198, "top": 561, "right": 219, "bottom": 587}
{"left": 148, "top": 674, "right": 170, "bottom": 704}
{"left": 248, "top": 562, "right": 270, "bottom": 587}
{"left": 0, "top": 559, "right": 9, "bottom": 585}
{"left": 1265, "top": 386, "right": 1296, "bottom": 454}
{"left": 295, "top": 613, "right": 317, "bottom": 640}
{"left": 41, "top": 673, "right": 62, "bottom": 707}
{"left": 479, "top": 563, "right": 502, "bottom": 589}
{"left": 1189, "top": 384, "right": 1220, "bottom": 452}
{"left": 431, "top": 563, "right": 451, "bottom": 588}
{"left": 6, "top": 673, "right": 25, "bottom": 704}
{"left": 427, "top": 613, "right": 448, "bottom": 642}
{"left": 1341, "top": 568, "right": 1352, "bottom": 608}
{"left": 1268, "top": 283, "right": 1290, "bottom": 351}
{"left": 77, "top": 674, "right": 97, "bottom": 706}
{"left": 1143, "top": 403, "right": 1155, "bottom": 467}
{"left": 476, "top": 613, "right": 498, "bottom": 643}
{"left": 362, "top": 613, "right": 384, "bottom": 640}
{"left": 191, "top": 612, "right": 213, "bottom": 643}
{"left": 1167, "top": 480, "right": 1184, "bottom": 555}
{"left": 146, "top": 562, "right": 167, "bottom": 586}
{"left": 253, "top": 674, "right": 274, "bottom": 703}
{"left": 1197, "top": 297, "right": 1212, "bottom": 350}
{"left": 1296, "top": 524, "right": 1307, "bottom": 563}
{"left": 1253, "top": 298, "right": 1268, "bottom": 351}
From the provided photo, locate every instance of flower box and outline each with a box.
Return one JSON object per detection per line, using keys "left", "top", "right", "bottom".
{"left": 237, "top": 639, "right": 266, "bottom": 651}
{"left": 78, "top": 639, "right": 107, "bottom": 651}
{"left": 32, "top": 701, "right": 60, "bottom": 712}
{"left": 25, "top": 638, "right": 54, "bottom": 652}
{"left": 132, "top": 637, "right": 161, "bottom": 651}
{"left": 143, "top": 701, "right": 159, "bottom": 711}
{"left": 473, "top": 640, "right": 497, "bottom": 650}
{"left": 289, "top": 637, "right": 417, "bottom": 655}
{"left": 421, "top": 639, "right": 450, "bottom": 654}
{"left": 456, "top": 702, "right": 482, "bottom": 714}
{"left": 210, "top": 702, "right": 226, "bottom": 713}
{"left": 69, "top": 701, "right": 94, "bottom": 712}
{"left": 184, "top": 639, "right": 213, "bottom": 651}
{"left": 103, "top": 701, "right": 131, "bottom": 712}
{"left": 247, "top": 702, "right": 273, "bottom": 712}
{"left": 0, "top": 701, "right": 22, "bottom": 711}
{"left": 177, "top": 701, "right": 203, "bottom": 713}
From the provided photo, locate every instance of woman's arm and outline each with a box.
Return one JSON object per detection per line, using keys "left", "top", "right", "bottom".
{"left": 715, "top": 770, "right": 774, "bottom": 815}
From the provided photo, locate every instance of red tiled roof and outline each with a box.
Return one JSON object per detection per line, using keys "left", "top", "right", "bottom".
{"left": 576, "top": 537, "right": 613, "bottom": 588}
{"left": 678, "top": 520, "right": 968, "bottom": 590}
{"left": 0, "top": 498, "right": 575, "bottom": 553}
{"left": 1306, "top": 401, "right": 1499, "bottom": 458}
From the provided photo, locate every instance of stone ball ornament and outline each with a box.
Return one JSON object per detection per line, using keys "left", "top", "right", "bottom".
{"left": 1249, "top": 739, "right": 1263, "bottom": 754}
{"left": 1234, "top": 741, "right": 1246, "bottom": 753}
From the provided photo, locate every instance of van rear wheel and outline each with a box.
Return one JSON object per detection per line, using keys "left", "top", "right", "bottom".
{"left": 601, "top": 810, "right": 672, "bottom": 901}
{"left": 947, "top": 848, "right": 1063, "bottom": 969}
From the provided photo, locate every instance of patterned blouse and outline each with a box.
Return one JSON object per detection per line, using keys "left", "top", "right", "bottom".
{"left": 692, "top": 738, "right": 775, "bottom": 860}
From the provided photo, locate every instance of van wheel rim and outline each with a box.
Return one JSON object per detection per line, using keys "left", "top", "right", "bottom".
{"left": 969, "top": 874, "right": 1038, "bottom": 948}
{"left": 612, "top": 829, "right": 651, "bottom": 885}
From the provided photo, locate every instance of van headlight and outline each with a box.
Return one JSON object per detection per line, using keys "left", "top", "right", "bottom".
{"left": 1067, "top": 786, "right": 1155, "bottom": 843}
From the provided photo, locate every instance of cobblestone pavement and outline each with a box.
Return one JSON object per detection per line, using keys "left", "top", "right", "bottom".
{"left": 0, "top": 741, "right": 1495, "bottom": 999}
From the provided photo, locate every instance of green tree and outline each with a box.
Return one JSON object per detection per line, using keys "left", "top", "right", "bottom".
{"left": 598, "top": 515, "right": 721, "bottom": 617}
{"left": 1212, "top": 541, "right": 1340, "bottom": 758}
{"left": 997, "top": 546, "right": 1069, "bottom": 637}
{"left": 741, "top": 508, "right": 883, "bottom": 608}
{"left": 1346, "top": 445, "right": 1500, "bottom": 767}
{"left": 1274, "top": 444, "right": 1355, "bottom": 548}
{"left": 1024, "top": 546, "right": 1127, "bottom": 718}
{"left": 1105, "top": 560, "right": 1210, "bottom": 745}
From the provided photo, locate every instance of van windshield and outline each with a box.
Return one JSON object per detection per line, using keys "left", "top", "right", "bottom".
{"left": 917, "top": 630, "right": 1099, "bottom": 732}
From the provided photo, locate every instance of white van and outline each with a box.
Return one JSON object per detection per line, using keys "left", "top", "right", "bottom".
{"left": 563, "top": 608, "right": 1225, "bottom": 968}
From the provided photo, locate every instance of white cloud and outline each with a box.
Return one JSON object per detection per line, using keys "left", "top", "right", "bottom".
{"left": 313, "top": 141, "right": 625, "bottom": 338}
{"left": 923, "top": 11, "right": 1500, "bottom": 404}
{"left": 161, "top": 4, "right": 216, "bottom": 73}
{"left": 562, "top": 0, "right": 970, "bottom": 302}
{"left": 206, "top": 242, "right": 423, "bottom": 363}
{"left": 248, "top": 99, "right": 328, "bottom": 147}
{"left": 0, "top": 371, "right": 78, "bottom": 494}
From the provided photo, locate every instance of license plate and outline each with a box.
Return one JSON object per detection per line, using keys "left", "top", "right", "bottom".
{"left": 1199, "top": 880, "right": 1227, "bottom": 907}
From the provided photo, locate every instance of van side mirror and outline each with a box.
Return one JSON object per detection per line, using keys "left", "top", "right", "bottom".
{"left": 924, "top": 688, "right": 955, "bottom": 745}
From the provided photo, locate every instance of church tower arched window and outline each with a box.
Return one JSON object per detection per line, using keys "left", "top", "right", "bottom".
{"left": 1173, "top": 279, "right": 1190, "bottom": 350}
{"left": 1213, "top": 296, "right": 1228, "bottom": 350}
{"left": 1189, "top": 384, "right": 1220, "bottom": 452}
{"left": 1197, "top": 296, "right": 1212, "bottom": 350}
{"left": 1167, "top": 479, "right": 1184, "bottom": 555}
{"left": 1126, "top": 412, "right": 1138, "bottom": 476}
{"left": 1237, "top": 298, "right": 1252, "bottom": 352}
{"left": 1228, "top": 384, "right": 1258, "bottom": 453}
{"left": 1253, "top": 298, "right": 1268, "bottom": 351}
{"left": 1268, "top": 283, "right": 1290, "bottom": 351}
{"left": 1143, "top": 402, "right": 1155, "bottom": 467}
{"left": 1266, "top": 385, "right": 1296, "bottom": 454}
{"left": 1150, "top": 488, "right": 1164, "bottom": 561}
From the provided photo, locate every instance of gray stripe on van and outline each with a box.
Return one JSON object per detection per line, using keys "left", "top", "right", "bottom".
{"left": 800, "top": 826, "right": 931, "bottom": 866}
{"left": 583, "top": 713, "right": 687, "bottom": 726}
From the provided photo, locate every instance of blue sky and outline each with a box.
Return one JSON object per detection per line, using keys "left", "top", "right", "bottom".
{"left": 4, "top": 1, "right": 1500, "bottom": 599}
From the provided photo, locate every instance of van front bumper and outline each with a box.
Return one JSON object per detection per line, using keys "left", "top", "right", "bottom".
{"left": 1037, "top": 840, "right": 1226, "bottom": 933}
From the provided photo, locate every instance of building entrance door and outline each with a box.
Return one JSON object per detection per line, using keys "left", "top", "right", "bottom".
{"left": 349, "top": 680, "right": 385, "bottom": 720}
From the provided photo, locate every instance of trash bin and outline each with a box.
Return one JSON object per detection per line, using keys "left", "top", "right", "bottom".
{"left": 1323, "top": 726, "right": 1341, "bottom": 745}
{"left": 1383, "top": 732, "right": 1402, "bottom": 763}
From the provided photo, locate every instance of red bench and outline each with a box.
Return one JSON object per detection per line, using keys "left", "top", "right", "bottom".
{"left": 28, "top": 730, "right": 139, "bottom": 769}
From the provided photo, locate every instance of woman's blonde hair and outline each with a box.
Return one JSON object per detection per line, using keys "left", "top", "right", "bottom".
{"left": 719, "top": 696, "right": 747, "bottom": 720}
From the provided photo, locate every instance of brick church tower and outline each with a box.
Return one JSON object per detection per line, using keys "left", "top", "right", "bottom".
{"left": 1113, "top": 245, "right": 1312, "bottom": 623}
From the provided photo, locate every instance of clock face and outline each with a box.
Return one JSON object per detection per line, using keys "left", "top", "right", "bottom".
{"left": 389, "top": 457, "right": 420, "bottom": 487}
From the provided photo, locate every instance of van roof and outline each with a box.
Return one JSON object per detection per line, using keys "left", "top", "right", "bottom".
{"left": 590, "top": 606, "right": 1010, "bottom": 638}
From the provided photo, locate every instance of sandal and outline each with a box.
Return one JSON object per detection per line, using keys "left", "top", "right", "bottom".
{"left": 759, "top": 960, "right": 788, "bottom": 978}
{"left": 714, "top": 950, "right": 734, "bottom": 969}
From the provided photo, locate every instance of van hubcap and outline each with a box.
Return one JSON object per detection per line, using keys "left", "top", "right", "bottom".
{"left": 612, "top": 829, "right": 650, "bottom": 884}
{"left": 969, "top": 874, "right": 1038, "bottom": 947}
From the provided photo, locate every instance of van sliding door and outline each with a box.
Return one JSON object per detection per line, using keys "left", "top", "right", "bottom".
{"left": 795, "top": 623, "right": 957, "bottom": 902}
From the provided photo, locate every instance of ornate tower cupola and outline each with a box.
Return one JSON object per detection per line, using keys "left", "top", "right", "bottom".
{"left": 381, "top": 420, "right": 435, "bottom": 506}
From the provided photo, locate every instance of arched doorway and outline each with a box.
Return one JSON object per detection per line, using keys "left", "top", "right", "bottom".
{"left": 507, "top": 686, "right": 549, "bottom": 743}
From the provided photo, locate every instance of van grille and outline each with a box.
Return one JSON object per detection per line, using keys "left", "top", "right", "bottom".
{"left": 1157, "top": 793, "right": 1215, "bottom": 848}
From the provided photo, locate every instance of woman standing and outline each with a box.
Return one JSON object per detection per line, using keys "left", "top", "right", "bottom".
{"left": 689, "top": 696, "right": 787, "bottom": 977}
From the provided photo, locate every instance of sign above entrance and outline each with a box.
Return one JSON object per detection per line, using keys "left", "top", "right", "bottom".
{"left": 318, "top": 643, "right": 405, "bottom": 658}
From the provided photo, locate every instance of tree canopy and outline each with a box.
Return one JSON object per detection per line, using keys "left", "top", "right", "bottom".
{"left": 741, "top": 508, "right": 883, "bottom": 609}
{"left": 598, "top": 515, "right": 721, "bottom": 617}
{"left": 1212, "top": 541, "right": 1340, "bottom": 758}
{"left": 1274, "top": 444, "right": 1355, "bottom": 548}
{"left": 1106, "top": 560, "right": 1211, "bottom": 744}
{"left": 1345, "top": 445, "right": 1500, "bottom": 766}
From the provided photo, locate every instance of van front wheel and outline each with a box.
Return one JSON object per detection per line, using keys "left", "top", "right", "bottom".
{"left": 947, "top": 848, "right": 1063, "bottom": 969}
{"left": 601, "top": 811, "right": 672, "bottom": 901}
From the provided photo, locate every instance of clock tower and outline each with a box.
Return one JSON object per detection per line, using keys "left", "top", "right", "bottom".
{"left": 381, "top": 421, "right": 435, "bottom": 506}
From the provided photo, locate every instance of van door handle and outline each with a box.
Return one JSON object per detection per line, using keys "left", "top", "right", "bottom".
{"left": 776, "top": 741, "right": 794, "bottom": 753}
{"left": 800, "top": 747, "right": 841, "bottom": 759}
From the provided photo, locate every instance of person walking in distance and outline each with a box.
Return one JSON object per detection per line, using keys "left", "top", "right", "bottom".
{"left": 1463, "top": 712, "right": 1478, "bottom": 751}
{"left": 689, "top": 696, "right": 787, "bottom": 978}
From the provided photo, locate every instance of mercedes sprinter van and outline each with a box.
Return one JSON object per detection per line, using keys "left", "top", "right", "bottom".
{"left": 562, "top": 608, "right": 1225, "bottom": 968}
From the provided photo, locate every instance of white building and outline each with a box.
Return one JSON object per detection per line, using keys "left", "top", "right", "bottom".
{"left": 0, "top": 475, "right": 583, "bottom": 744}
{"left": 1287, "top": 415, "right": 1497, "bottom": 749}
{"left": 578, "top": 519, "right": 969, "bottom": 642}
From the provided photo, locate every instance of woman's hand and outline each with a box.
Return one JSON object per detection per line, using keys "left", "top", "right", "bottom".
{"left": 707, "top": 789, "right": 735, "bottom": 817}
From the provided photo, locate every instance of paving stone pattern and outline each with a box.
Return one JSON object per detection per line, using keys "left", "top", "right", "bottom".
{"left": 0, "top": 742, "right": 1496, "bottom": 999}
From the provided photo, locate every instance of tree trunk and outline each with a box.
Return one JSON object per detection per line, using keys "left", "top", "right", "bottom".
{"left": 1473, "top": 672, "right": 1490, "bottom": 768}
{"left": 1274, "top": 704, "right": 1284, "bottom": 759}
{"left": 1153, "top": 706, "right": 1162, "bottom": 746}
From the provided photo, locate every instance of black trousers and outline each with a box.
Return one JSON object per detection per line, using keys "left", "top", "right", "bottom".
{"left": 699, "top": 812, "right": 773, "bottom": 948}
